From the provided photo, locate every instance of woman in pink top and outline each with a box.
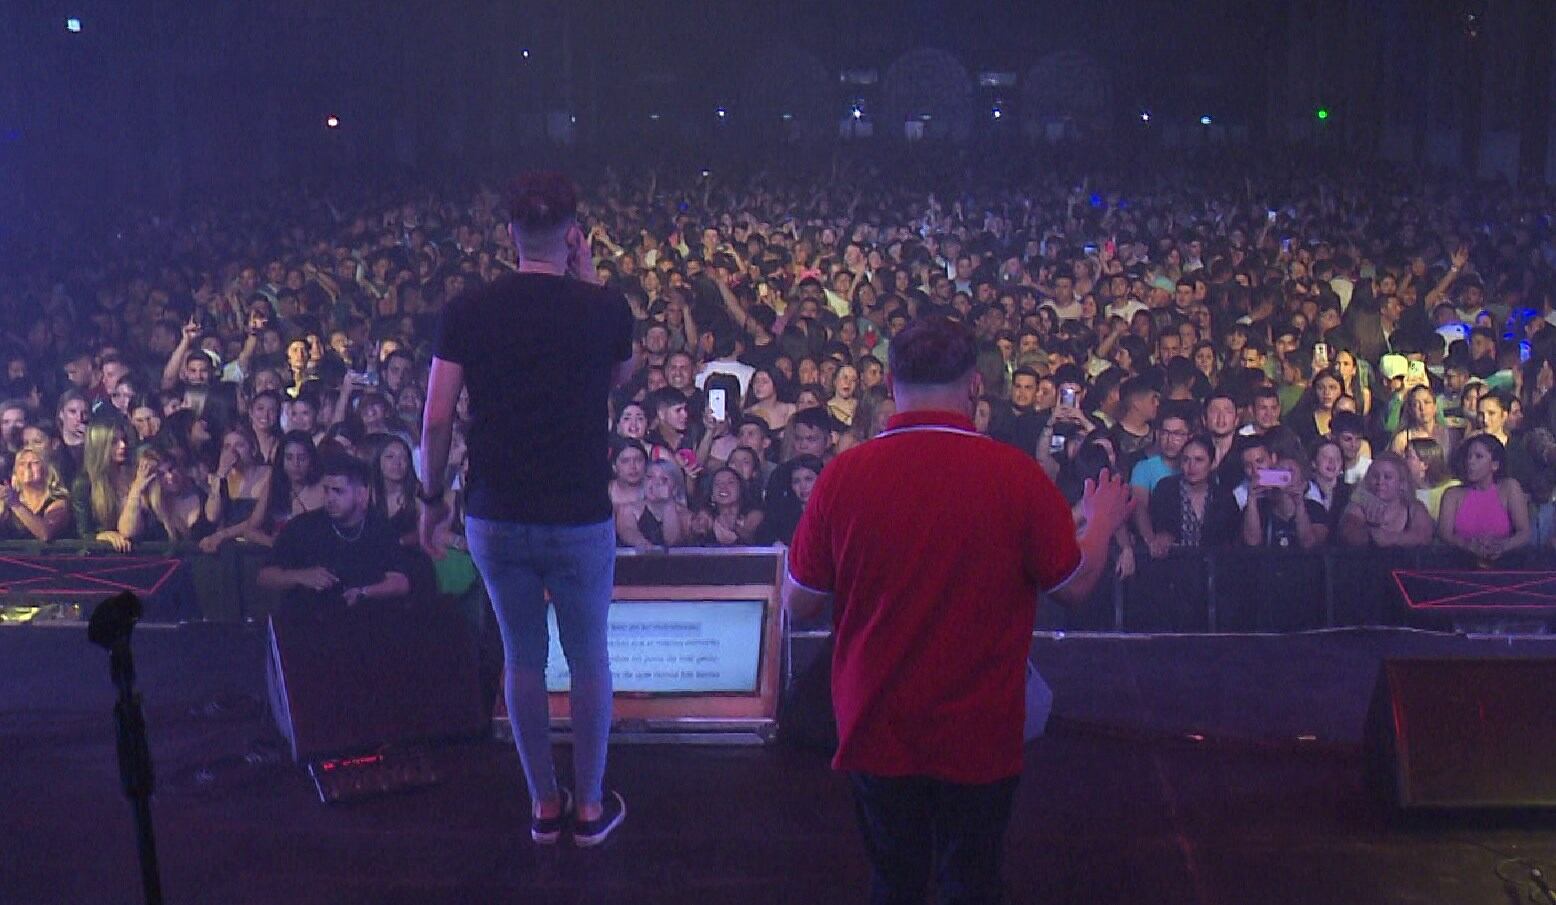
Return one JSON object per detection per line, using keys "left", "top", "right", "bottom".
{"left": 1437, "top": 434, "right": 1531, "bottom": 562}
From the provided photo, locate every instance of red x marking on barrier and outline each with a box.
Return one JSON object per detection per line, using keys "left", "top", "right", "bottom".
{"left": 1391, "top": 570, "right": 1556, "bottom": 609}
{"left": 0, "top": 556, "right": 183, "bottom": 598}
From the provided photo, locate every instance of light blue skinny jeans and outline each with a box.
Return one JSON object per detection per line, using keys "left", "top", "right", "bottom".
{"left": 465, "top": 516, "right": 615, "bottom": 809}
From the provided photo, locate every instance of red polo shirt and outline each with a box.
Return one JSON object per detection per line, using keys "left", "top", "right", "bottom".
{"left": 788, "top": 410, "right": 1081, "bottom": 784}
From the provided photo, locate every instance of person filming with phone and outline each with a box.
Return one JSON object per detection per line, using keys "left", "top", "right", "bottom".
{"left": 1239, "top": 441, "right": 1328, "bottom": 549}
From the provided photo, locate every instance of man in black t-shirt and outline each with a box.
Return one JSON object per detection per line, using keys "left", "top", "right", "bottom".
{"left": 419, "top": 171, "right": 635, "bottom": 848}
{"left": 257, "top": 454, "right": 409, "bottom": 612}
{"left": 990, "top": 367, "right": 1047, "bottom": 457}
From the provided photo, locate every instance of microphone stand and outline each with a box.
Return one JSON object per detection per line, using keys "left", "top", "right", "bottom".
{"left": 88, "top": 591, "right": 165, "bottom": 905}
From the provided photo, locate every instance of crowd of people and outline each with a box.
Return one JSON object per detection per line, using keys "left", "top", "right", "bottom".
{"left": 4, "top": 150, "right": 1556, "bottom": 584}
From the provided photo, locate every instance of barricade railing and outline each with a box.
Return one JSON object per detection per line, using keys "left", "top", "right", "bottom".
{"left": 0, "top": 540, "right": 1552, "bottom": 633}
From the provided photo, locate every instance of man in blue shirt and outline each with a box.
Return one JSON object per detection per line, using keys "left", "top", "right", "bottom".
{"left": 1130, "top": 409, "right": 1191, "bottom": 494}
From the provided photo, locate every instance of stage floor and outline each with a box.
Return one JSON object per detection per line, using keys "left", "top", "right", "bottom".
{"left": 3, "top": 623, "right": 1555, "bottom": 904}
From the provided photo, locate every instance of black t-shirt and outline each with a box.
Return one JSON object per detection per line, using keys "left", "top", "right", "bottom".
{"left": 435, "top": 273, "right": 633, "bottom": 524}
{"left": 1253, "top": 497, "right": 1329, "bottom": 549}
{"left": 265, "top": 509, "right": 407, "bottom": 610}
{"left": 990, "top": 407, "right": 1047, "bottom": 459}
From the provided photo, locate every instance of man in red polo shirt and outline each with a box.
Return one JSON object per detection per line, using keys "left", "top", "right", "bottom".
{"left": 783, "top": 316, "right": 1132, "bottom": 905}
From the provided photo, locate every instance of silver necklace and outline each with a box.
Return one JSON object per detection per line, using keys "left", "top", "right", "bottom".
{"left": 331, "top": 518, "right": 365, "bottom": 542}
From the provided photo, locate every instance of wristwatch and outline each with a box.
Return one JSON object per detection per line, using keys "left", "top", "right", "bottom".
{"left": 417, "top": 485, "right": 447, "bottom": 504}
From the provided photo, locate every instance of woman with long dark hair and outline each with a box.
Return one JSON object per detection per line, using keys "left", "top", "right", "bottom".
{"left": 248, "top": 389, "right": 285, "bottom": 465}
{"left": 370, "top": 432, "right": 423, "bottom": 547}
{"left": 743, "top": 369, "right": 796, "bottom": 433}
{"left": 1143, "top": 435, "right": 1240, "bottom": 557}
{"left": 691, "top": 466, "right": 765, "bottom": 546}
{"left": 1437, "top": 434, "right": 1531, "bottom": 562}
{"left": 266, "top": 430, "right": 326, "bottom": 533}
{"left": 1286, "top": 369, "right": 1347, "bottom": 445}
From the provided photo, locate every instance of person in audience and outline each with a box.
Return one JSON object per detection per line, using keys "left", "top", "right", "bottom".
{"left": 836, "top": 387, "right": 893, "bottom": 454}
{"left": 119, "top": 446, "right": 212, "bottom": 545}
{"left": 1338, "top": 453, "right": 1435, "bottom": 548}
{"left": 614, "top": 401, "right": 649, "bottom": 444}
{"left": 0, "top": 448, "right": 72, "bottom": 542}
{"left": 1241, "top": 457, "right": 1327, "bottom": 549}
{"left": 256, "top": 452, "right": 410, "bottom": 613}
{"left": 1332, "top": 348, "right": 1372, "bottom": 416}
{"left": 743, "top": 369, "right": 795, "bottom": 433}
{"left": 1390, "top": 385, "right": 1452, "bottom": 456}
{"left": 779, "top": 406, "right": 836, "bottom": 466}
{"left": 129, "top": 397, "right": 163, "bottom": 443}
{"left": 370, "top": 433, "right": 423, "bottom": 546}
{"left": 608, "top": 439, "right": 648, "bottom": 507}
{"left": 1286, "top": 370, "right": 1345, "bottom": 446}
{"left": 615, "top": 459, "right": 693, "bottom": 549}
{"left": 72, "top": 416, "right": 136, "bottom": 552}
{"left": 761, "top": 454, "right": 824, "bottom": 546}
{"left": 725, "top": 446, "right": 766, "bottom": 500}
{"left": 1404, "top": 437, "right": 1457, "bottom": 521}
{"left": 1305, "top": 438, "right": 1353, "bottom": 534}
{"left": 691, "top": 467, "right": 765, "bottom": 546}
{"left": 1144, "top": 435, "right": 1240, "bottom": 557}
{"left": 199, "top": 425, "right": 272, "bottom": 552}
{"left": 267, "top": 430, "right": 326, "bottom": 532}
{"left": 287, "top": 394, "right": 323, "bottom": 442}
{"left": 56, "top": 390, "right": 91, "bottom": 486}
{"left": 107, "top": 375, "right": 142, "bottom": 417}
{"left": 248, "top": 390, "right": 285, "bottom": 465}
{"left": 0, "top": 400, "right": 27, "bottom": 458}
{"left": 1437, "top": 434, "right": 1532, "bottom": 562}
{"left": 1330, "top": 411, "right": 1373, "bottom": 485}
{"left": 826, "top": 364, "right": 860, "bottom": 428}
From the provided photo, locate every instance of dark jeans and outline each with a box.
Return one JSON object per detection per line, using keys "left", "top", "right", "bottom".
{"left": 849, "top": 772, "right": 1019, "bottom": 905}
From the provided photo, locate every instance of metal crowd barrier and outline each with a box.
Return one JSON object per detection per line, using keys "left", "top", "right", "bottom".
{"left": 0, "top": 540, "right": 1552, "bottom": 634}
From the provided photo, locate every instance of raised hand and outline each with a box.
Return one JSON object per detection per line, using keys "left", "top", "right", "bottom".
{"left": 1081, "top": 468, "right": 1135, "bottom": 537}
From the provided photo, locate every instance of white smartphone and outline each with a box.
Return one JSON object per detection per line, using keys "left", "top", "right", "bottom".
{"left": 1313, "top": 343, "right": 1330, "bottom": 371}
{"left": 708, "top": 388, "right": 728, "bottom": 423}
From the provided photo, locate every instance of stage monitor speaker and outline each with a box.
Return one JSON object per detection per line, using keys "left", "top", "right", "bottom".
{"left": 1365, "top": 658, "right": 1556, "bottom": 811}
{"left": 267, "top": 605, "right": 487, "bottom": 763}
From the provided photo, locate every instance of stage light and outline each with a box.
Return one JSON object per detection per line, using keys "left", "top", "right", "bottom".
{"left": 1315, "top": 107, "right": 1330, "bottom": 121}
{"left": 781, "top": 113, "right": 793, "bottom": 121}
{"left": 649, "top": 113, "right": 661, "bottom": 121}
{"left": 1199, "top": 115, "right": 1213, "bottom": 126}
{"left": 1140, "top": 111, "right": 1151, "bottom": 123}
{"left": 66, "top": 17, "right": 82, "bottom": 32}
{"left": 325, "top": 115, "right": 340, "bottom": 129}
{"left": 520, "top": 48, "right": 530, "bottom": 60}
{"left": 991, "top": 106, "right": 1003, "bottom": 120}
{"left": 569, "top": 115, "right": 576, "bottom": 124}
{"left": 715, "top": 107, "right": 727, "bottom": 119}
{"left": 851, "top": 105, "right": 863, "bottom": 120}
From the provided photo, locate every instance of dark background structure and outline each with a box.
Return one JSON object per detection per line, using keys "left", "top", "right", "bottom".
{"left": 2, "top": 0, "right": 1553, "bottom": 211}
